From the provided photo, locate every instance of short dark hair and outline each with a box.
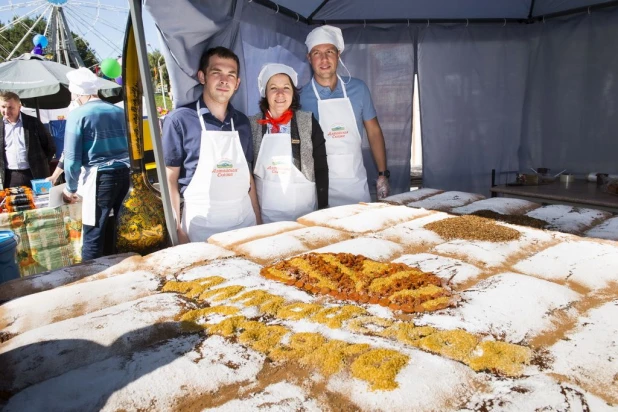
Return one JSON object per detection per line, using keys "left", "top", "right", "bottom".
{"left": 198, "top": 46, "right": 240, "bottom": 76}
{"left": 258, "top": 73, "right": 301, "bottom": 115}
{"left": 0, "top": 91, "right": 21, "bottom": 102}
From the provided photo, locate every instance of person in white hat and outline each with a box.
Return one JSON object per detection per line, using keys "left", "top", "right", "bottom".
{"left": 300, "top": 25, "right": 390, "bottom": 206}
{"left": 62, "top": 67, "right": 130, "bottom": 261}
{"left": 248, "top": 63, "right": 328, "bottom": 223}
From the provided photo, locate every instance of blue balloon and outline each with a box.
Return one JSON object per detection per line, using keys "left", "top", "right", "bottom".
{"left": 33, "top": 34, "right": 48, "bottom": 48}
{"left": 32, "top": 45, "right": 43, "bottom": 55}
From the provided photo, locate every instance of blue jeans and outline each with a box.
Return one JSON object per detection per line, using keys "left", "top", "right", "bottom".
{"left": 81, "top": 168, "right": 130, "bottom": 261}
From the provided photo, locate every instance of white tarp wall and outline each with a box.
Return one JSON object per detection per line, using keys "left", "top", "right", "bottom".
{"left": 146, "top": 0, "right": 618, "bottom": 197}
{"left": 343, "top": 27, "right": 415, "bottom": 199}
{"left": 521, "top": 8, "right": 618, "bottom": 178}
{"left": 420, "top": 8, "right": 618, "bottom": 194}
{"left": 418, "top": 24, "right": 530, "bottom": 194}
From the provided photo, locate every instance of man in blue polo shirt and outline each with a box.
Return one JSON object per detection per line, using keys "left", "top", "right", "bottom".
{"left": 300, "top": 25, "right": 390, "bottom": 206}
{"left": 163, "top": 46, "right": 261, "bottom": 243}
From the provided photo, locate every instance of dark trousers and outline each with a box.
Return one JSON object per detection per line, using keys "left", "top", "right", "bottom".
{"left": 4, "top": 169, "right": 34, "bottom": 188}
{"left": 82, "top": 168, "right": 130, "bottom": 261}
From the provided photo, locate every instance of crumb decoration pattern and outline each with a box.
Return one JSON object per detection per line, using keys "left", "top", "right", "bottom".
{"left": 162, "top": 275, "right": 533, "bottom": 389}
{"left": 471, "top": 210, "right": 548, "bottom": 230}
{"left": 6, "top": 199, "right": 618, "bottom": 410}
{"left": 424, "top": 215, "right": 522, "bottom": 241}
{"left": 260, "top": 253, "right": 454, "bottom": 313}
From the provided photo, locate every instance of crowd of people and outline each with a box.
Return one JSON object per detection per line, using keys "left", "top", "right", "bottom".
{"left": 0, "top": 25, "right": 392, "bottom": 258}
{"left": 163, "top": 25, "right": 391, "bottom": 243}
{"left": 0, "top": 68, "right": 130, "bottom": 262}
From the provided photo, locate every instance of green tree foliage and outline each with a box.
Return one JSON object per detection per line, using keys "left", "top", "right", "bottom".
{"left": 0, "top": 15, "right": 98, "bottom": 68}
{"left": 147, "top": 49, "right": 170, "bottom": 94}
{"left": 73, "top": 35, "right": 98, "bottom": 68}
{"left": 0, "top": 16, "right": 46, "bottom": 59}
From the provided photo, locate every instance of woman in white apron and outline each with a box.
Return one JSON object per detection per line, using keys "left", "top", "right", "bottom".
{"left": 249, "top": 64, "right": 328, "bottom": 223}
{"left": 310, "top": 75, "right": 371, "bottom": 207}
{"left": 181, "top": 100, "right": 257, "bottom": 242}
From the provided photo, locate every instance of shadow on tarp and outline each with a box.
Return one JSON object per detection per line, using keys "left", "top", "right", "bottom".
{"left": 0, "top": 322, "right": 201, "bottom": 411}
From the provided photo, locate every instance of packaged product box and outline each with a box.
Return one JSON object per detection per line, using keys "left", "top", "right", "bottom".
{"left": 31, "top": 179, "right": 53, "bottom": 195}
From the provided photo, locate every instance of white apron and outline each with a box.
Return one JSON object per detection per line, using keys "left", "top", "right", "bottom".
{"left": 312, "top": 76, "right": 370, "bottom": 206}
{"left": 77, "top": 165, "right": 98, "bottom": 226}
{"left": 181, "top": 102, "right": 256, "bottom": 242}
{"left": 254, "top": 130, "right": 317, "bottom": 223}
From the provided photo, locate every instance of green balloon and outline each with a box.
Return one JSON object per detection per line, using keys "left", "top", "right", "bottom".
{"left": 101, "top": 58, "right": 122, "bottom": 79}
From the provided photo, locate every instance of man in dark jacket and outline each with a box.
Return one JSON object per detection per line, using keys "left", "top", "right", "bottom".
{"left": 0, "top": 91, "right": 56, "bottom": 189}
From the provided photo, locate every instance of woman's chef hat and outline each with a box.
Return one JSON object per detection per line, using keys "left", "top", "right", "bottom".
{"left": 305, "top": 25, "right": 344, "bottom": 53}
{"left": 257, "top": 63, "right": 298, "bottom": 97}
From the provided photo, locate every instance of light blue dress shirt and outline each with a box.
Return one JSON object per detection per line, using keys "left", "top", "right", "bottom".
{"left": 3, "top": 115, "right": 28, "bottom": 170}
{"left": 299, "top": 77, "right": 377, "bottom": 136}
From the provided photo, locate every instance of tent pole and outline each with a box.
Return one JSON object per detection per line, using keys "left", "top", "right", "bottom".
{"left": 527, "top": 0, "right": 537, "bottom": 20}
{"left": 251, "top": 0, "right": 310, "bottom": 23}
{"left": 308, "top": 0, "right": 330, "bottom": 22}
{"left": 315, "top": 17, "right": 525, "bottom": 25}
{"left": 531, "top": 1, "right": 618, "bottom": 20}
{"left": 127, "top": 0, "right": 179, "bottom": 246}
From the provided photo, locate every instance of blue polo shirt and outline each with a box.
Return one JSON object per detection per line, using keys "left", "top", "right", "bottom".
{"left": 163, "top": 97, "right": 252, "bottom": 194}
{"left": 299, "top": 77, "right": 377, "bottom": 135}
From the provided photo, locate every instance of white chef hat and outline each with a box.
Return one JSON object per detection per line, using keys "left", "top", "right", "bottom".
{"left": 257, "top": 63, "right": 298, "bottom": 97}
{"left": 67, "top": 67, "right": 102, "bottom": 95}
{"left": 305, "top": 25, "right": 345, "bottom": 53}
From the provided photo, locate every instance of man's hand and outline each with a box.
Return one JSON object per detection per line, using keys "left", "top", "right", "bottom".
{"left": 377, "top": 176, "right": 390, "bottom": 200}
{"left": 177, "top": 227, "right": 190, "bottom": 244}
{"left": 62, "top": 188, "right": 79, "bottom": 204}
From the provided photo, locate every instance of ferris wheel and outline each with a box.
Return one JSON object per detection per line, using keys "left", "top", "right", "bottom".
{"left": 0, "top": 0, "right": 129, "bottom": 68}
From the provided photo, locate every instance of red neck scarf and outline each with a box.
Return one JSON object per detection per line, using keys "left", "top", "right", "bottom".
{"left": 257, "top": 110, "right": 293, "bottom": 133}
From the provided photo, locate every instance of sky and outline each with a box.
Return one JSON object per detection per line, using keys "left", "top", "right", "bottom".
{"left": 0, "top": 0, "right": 162, "bottom": 62}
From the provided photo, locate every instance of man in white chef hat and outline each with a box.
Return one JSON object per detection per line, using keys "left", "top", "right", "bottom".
{"left": 299, "top": 25, "right": 390, "bottom": 206}
{"left": 62, "top": 67, "right": 130, "bottom": 261}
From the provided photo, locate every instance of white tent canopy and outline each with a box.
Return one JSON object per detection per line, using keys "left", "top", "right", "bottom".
{"left": 144, "top": 0, "right": 618, "bottom": 197}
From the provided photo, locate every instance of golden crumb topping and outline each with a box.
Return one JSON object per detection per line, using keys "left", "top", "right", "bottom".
{"left": 424, "top": 215, "right": 521, "bottom": 242}
{"left": 261, "top": 253, "right": 453, "bottom": 313}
